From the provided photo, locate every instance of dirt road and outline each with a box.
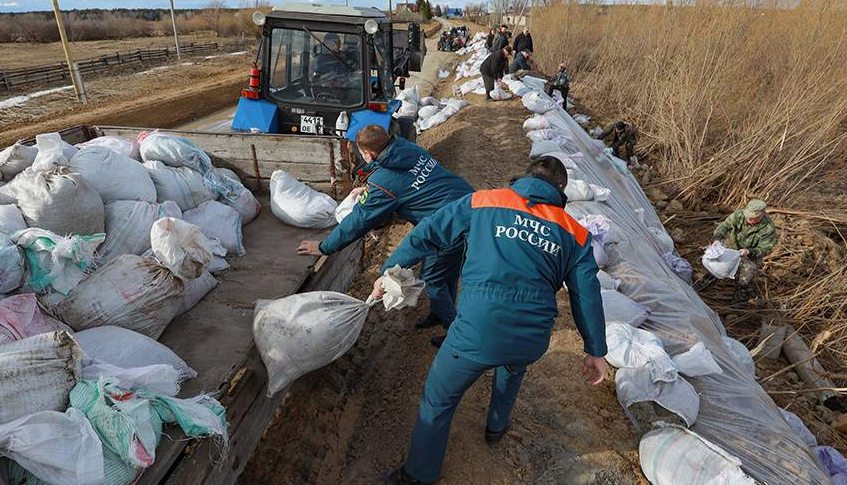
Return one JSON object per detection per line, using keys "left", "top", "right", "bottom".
{"left": 240, "top": 32, "right": 645, "bottom": 485}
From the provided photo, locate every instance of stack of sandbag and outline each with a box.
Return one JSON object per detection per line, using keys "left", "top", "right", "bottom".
{"left": 0, "top": 331, "right": 83, "bottom": 425}
{"left": 75, "top": 135, "right": 139, "bottom": 160}
{"left": 98, "top": 200, "right": 182, "bottom": 263}
{"left": 0, "top": 293, "right": 71, "bottom": 345}
{"left": 394, "top": 85, "right": 420, "bottom": 119}
{"left": 270, "top": 170, "right": 337, "bottom": 229}
{"left": 13, "top": 228, "right": 105, "bottom": 295}
{"left": 62, "top": 147, "right": 156, "bottom": 203}
{"left": 416, "top": 98, "right": 470, "bottom": 132}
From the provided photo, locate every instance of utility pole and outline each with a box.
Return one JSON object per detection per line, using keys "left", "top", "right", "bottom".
{"left": 50, "top": 0, "right": 86, "bottom": 103}
{"left": 169, "top": 0, "right": 182, "bottom": 60}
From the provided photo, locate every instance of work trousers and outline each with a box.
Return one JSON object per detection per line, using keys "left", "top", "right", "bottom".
{"left": 405, "top": 344, "right": 528, "bottom": 482}
{"left": 419, "top": 240, "right": 465, "bottom": 325}
{"left": 611, "top": 138, "right": 635, "bottom": 161}
{"left": 482, "top": 74, "right": 496, "bottom": 99}
{"left": 545, "top": 83, "right": 569, "bottom": 110}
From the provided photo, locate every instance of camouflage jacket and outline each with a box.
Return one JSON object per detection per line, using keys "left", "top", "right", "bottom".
{"left": 600, "top": 123, "right": 638, "bottom": 144}
{"left": 713, "top": 210, "right": 777, "bottom": 259}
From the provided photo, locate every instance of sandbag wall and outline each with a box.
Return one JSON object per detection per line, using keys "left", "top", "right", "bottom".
{"left": 497, "top": 76, "right": 832, "bottom": 483}
{"left": 0, "top": 131, "right": 260, "bottom": 484}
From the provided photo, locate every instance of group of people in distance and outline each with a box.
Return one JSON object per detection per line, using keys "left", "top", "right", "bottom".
{"left": 438, "top": 25, "right": 471, "bottom": 52}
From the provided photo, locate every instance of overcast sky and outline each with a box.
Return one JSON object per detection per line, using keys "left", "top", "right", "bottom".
{"left": 0, "top": 0, "right": 442, "bottom": 13}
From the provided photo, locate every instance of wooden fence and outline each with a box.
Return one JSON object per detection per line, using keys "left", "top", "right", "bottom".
{"left": 0, "top": 41, "right": 252, "bottom": 92}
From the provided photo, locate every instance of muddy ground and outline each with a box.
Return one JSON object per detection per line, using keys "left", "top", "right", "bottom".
{"left": 239, "top": 71, "right": 646, "bottom": 484}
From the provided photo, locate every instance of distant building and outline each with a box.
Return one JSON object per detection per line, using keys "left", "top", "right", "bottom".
{"left": 395, "top": 2, "right": 420, "bottom": 14}
{"left": 501, "top": 9, "right": 529, "bottom": 27}
{"left": 444, "top": 7, "right": 463, "bottom": 18}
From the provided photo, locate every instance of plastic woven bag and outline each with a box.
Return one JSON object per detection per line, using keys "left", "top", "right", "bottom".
{"left": 0, "top": 293, "right": 70, "bottom": 345}
{"left": 380, "top": 265, "right": 426, "bottom": 311}
{"left": 182, "top": 201, "right": 244, "bottom": 256}
{"left": 616, "top": 365, "right": 700, "bottom": 428}
{"left": 74, "top": 326, "right": 196, "bottom": 380}
{"left": 702, "top": 241, "right": 741, "bottom": 279}
{"left": 605, "top": 323, "right": 678, "bottom": 383}
{"left": 269, "top": 170, "right": 337, "bottom": 229}
{"left": 150, "top": 217, "right": 214, "bottom": 281}
{"left": 672, "top": 342, "right": 722, "bottom": 377}
{"left": 0, "top": 234, "right": 24, "bottom": 294}
{"left": 254, "top": 292, "right": 372, "bottom": 396}
{"left": 99, "top": 200, "right": 182, "bottom": 263}
{"left": 12, "top": 228, "right": 105, "bottom": 295}
{"left": 0, "top": 408, "right": 104, "bottom": 485}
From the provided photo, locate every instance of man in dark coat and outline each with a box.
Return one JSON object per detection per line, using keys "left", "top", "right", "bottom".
{"left": 480, "top": 46, "right": 512, "bottom": 101}
{"left": 513, "top": 28, "right": 533, "bottom": 53}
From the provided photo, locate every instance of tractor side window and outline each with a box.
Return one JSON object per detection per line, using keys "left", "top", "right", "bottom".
{"left": 270, "top": 29, "right": 289, "bottom": 89}
{"left": 372, "top": 29, "right": 395, "bottom": 101}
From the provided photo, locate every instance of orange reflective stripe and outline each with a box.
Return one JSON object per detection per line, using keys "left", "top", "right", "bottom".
{"left": 471, "top": 188, "right": 589, "bottom": 246}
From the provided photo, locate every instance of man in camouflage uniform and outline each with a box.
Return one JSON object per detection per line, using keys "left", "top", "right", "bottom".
{"left": 712, "top": 199, "right": 777, "bottom": 303}
{"left": 597, "top": 121, "right": 638, "bottom": 164}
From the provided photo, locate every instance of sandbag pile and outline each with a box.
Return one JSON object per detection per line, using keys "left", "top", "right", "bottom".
{"left": 505, "top": 77, "right": 831, "bottom": 483}
{"left": 416, "top": 98, "right": 470, "bottom": 132}
{"left": 0, "top": 132, "right": 245, "bottom": 482}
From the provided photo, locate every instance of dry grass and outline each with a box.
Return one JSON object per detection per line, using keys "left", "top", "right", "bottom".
{"left": 533, "top": 0, "right": 847, "bottom": 207}
{"left": 534, "top": 1, "right": 847, "bottom": 368}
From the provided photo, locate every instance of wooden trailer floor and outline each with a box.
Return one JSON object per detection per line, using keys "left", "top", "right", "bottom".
{"left": 138, "top": 192, "right": 362, "bottom": 485}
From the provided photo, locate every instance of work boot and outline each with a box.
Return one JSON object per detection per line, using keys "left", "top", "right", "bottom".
{"left": 415, "top": 313, "right": 444, "bottom": 329}
{"left": 384, "top": 466, "right": 429, "bottom": 485}
{"left": 430, "top": 335, "right": 446, "bottom": 348}
{"left": 485, "top": 422, "right": 510, "bottom": 445}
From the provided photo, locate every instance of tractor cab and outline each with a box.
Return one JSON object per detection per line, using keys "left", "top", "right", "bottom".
{"left": 233, "top": 3, "right": 424, "bottom": 142}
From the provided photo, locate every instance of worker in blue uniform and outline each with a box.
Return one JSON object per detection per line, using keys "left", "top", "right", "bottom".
{"left": 298, "top": 124, "right": 474, "bottom": 347}
{"left": 370, "top": 156, "right": 609, "bottom": 485}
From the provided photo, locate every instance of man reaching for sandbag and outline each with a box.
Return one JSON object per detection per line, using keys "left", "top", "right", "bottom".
{"left": 297, "top": 124, "right": 474, "bottom": 348}
{"left": 369, "top": 156, "right": 608, "bottom": 485}
{"left": 711, "top": 199, "right": 776, "bottom": 303}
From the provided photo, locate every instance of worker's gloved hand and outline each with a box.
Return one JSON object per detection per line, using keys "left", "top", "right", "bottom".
{"left": 582, "top": 355, "right": 608, "bottom": 386}
{"left": 739, "top": 248, "right": 750, "bottom": 258}
{"left": 297, "top": 240, "right": 323, "bottom": 256}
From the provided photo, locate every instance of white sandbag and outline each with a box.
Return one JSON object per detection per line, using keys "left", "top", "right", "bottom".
{"left": 0, "top": 143, "right": 37, "bottom": 181}
{"left": 205, "top": 238, "right": 229, "bottom": 273}
{"left": 31, "top": 133, "right": 70, "bottom": 171}
{"left": 0, "top": 234, "right": 24, "bottom": 294}
{"left": 616, "top": 365, "right": 700, "bottom": 427}
{"left": 99, "top": 200, "right": 182, "bottom": 263}
{"left": 566, "top": 178, "right": 611, "bottom": 203}
{"left": 596, "top": 270, "right": 620, "bottom": 290}
{"left": 54, "top": 255, "right": 184, "bottom": 339}
{"left": 74, "top": 326, "right": 196, "bottom": 379}
{"left": 522, "top": 91, "right": 556, "bottom": 114}
{"left": 178, "top": 270, "right": 217, "bottom": 316}
{"left": 182, "top": 201, "right": 244, "bottom": 256}
{"left": 523, "top": 115, "right": 550, "bottom": 131}
{"left": 5, "top": 167, "right": 104, "bottom": 236}
{"left": 779, "top": 408, "right": 817, "bottom": 447}
{"left": 417, "top": 112, "right": 449, "bottom": 131}
{"left": 602, "top": 289, "right": 650, "bottom": 327}
{"left": 445, "top": 98, "right": 469, "bottom": 111}
{"left": 702, "top": 241, "right": 742, "bottom": 279}
{"left": 544, "top": 151, "right": 579, "bottom": 170}
{"left": 380, "top": 265, "right": 425, "bottom": 311}
{"left": 0, "top": 408, "right": 104, "bottom": 485}
{"left": 395, "top": 85, "right": 420, "bottom": 118}
{"left": 640, "top": 425, "right": 756, "bottom": 485}
{"left": 459, "top": 78, "right": 483, "bottom": 95}
{"left": 605, "top": 323, "right": 678, "bottom": 383}
{"left": 150, "top": 217, "right": 214, "bottom": 280}
{"left": 420, "top": 96, "right": 439, "bottom": 107}
{"left": 649, "top": 226, "right": 675, "bottom": 253}
{"left": 221, "top": 178, "right": 260, "bottom": 224}
{"left": 0, "top": 204, "right": 26, "bottom": 236}
{"left": 722, "top": 337, "right": 756, "bottom": 379}
{"left": 0, "top": 293, "right": 70, "bottom": 345}
{"left": 215, "top": 167, "right": 241, "bottom": 184}
{"left": 65, "top": 147, "right": 156, "bottom": 203}
{"left": 13, "top": 228, "right": 105, "bottom": 295}
{"left": 269, "top": 170, "right": 337, "bottom": 229}
{"left": 573, "top": 114, "right": 591, "bottom": 126}
{"left": 139, "top": 132, "right": 211, "bottom": 172}
{"left": 0, "top": 331, "right": 83, "bottom": 425}
{"left": 334, "top": 189, "right": 362, "bottom": 224}
{"left": 418, "top": 105, "right": 440, "bottom": 120}
{"left": 75, "top": 136, "right": 138, "bottom": 160}
{"left": 672, "top": 342, "right": 723, "bottom": 377}
{"left": 489, "top": 85, "right": 512, "bottom": 100}
{"left": 81, "top": 361, "right": 182, "bottom": 396}
{"left": 144, "top": 160, "right": 215, "bottom": 212}
{"left": 591, "top": 239, "right": 610, "bottom": 268}
{"left": 254, "top": 291, "right": 370, "bottom": 397}
{"left": 530, "top": 140, "right": 560, "bottom": 158}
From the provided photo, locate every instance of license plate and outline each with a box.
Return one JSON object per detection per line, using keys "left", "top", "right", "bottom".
{"left": 300, "top": 115, "right": 324, "bottom": 134}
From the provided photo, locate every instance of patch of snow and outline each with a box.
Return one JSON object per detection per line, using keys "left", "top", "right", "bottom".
{"left": 0, "top": 85, "right": 74, "bottom": 109}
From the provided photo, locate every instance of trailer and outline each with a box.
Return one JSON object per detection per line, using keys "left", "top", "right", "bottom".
{"left": 29, "top": 125, "right": 364, "bottom": 485}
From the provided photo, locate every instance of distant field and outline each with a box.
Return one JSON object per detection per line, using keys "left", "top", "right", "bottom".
{"left": 0, "top": 33, "right": 249, "bottom": 70}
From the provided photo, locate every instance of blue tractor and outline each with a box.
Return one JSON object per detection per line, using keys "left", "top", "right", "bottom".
{"left": 233, "top": 3, "right": 425, "bottom": 145}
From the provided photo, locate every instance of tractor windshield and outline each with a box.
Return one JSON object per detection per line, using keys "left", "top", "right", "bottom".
{"left": 268, "top": 28, "right": 364, "bottom": 108}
